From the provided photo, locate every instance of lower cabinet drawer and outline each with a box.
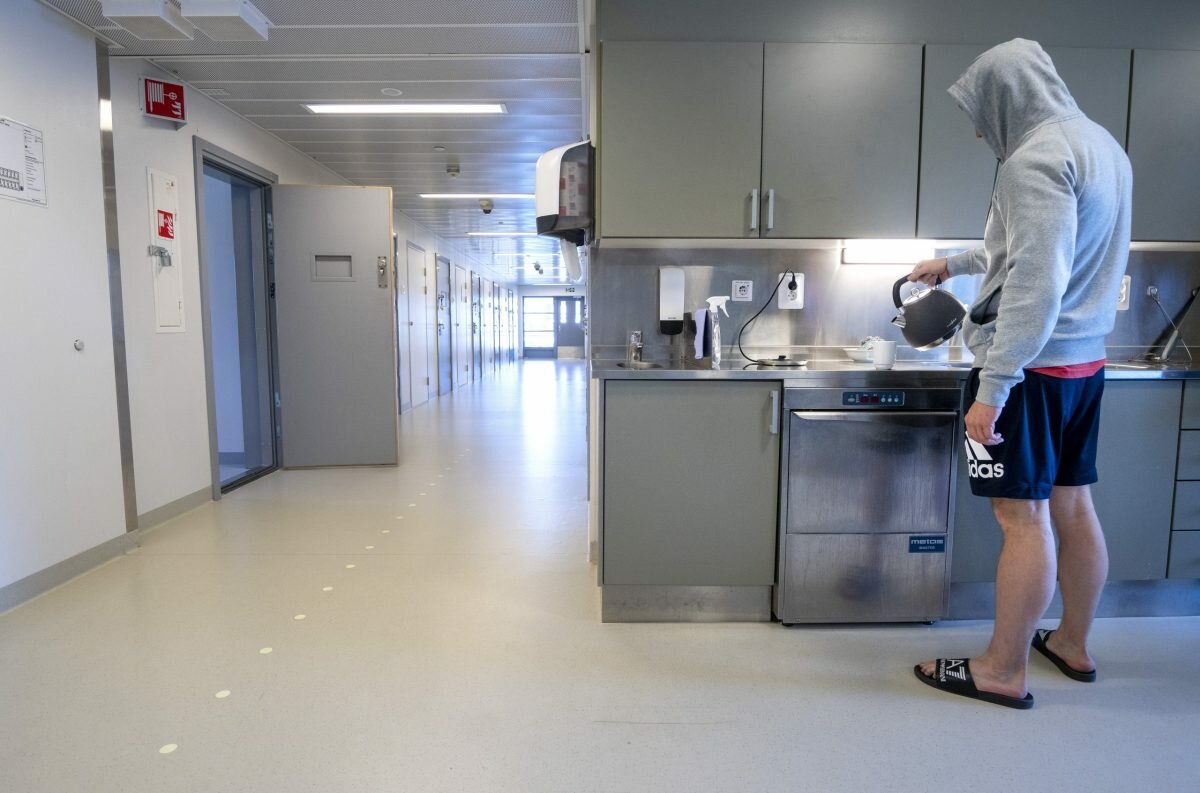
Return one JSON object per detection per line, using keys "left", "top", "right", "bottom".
{"left": 1177, "top": 432, "right": 1200, "bottom": 480}
{"left": 1168, "top": 531, "right": 1200, "bottom": 579}
{"left": 1173, "top": 482, "right": 1200, "bottom": 531}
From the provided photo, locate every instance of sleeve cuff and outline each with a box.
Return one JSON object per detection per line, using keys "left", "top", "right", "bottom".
{"left": 945, "top": 250, "right": 976, "bottom": 278}
{"left": 974, "top": 377, "right": 1010, "bottom": 409}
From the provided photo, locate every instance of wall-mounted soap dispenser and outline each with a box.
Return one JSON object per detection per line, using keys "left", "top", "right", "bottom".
{"left": 658, "top": 267, "right": 685, "bottom": 336}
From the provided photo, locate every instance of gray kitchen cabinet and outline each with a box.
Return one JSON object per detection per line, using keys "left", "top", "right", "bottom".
{"left": 1128, "top": 50, "right": 1200, "bottom": 241}
{"left": 599, "top": 41, "right": 764, "bottom": 238}
{"left": 1168, "top": 531, "right": 1200, "bottom": 579}
{"left": 1181, "top": 378, "right": 1200, "bottom": 430}
{"left": 603, "top": 380, "right": 781, "bottom": 586}
{"left": 761, "top": 43, "right": 922, "bottom": 238}
{"left": 919, "top": 46, "right": 1131, "bottom": 240}
{"left": 952, "top": 380, "right": 1180, "bottom": 583}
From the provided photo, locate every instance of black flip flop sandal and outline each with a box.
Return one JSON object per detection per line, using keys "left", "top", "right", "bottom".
{"left": 913, "top": 658, "right": 1034, "bottom": 710}
{"left": 1032, "top": 629, "right": 1097, "bottom": 682}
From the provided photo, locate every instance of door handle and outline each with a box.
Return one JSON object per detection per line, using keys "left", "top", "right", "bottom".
{"left": 377, "top": 257, "right": 388, "bottom": 288}
{"left": 766, "top": 189, "right": 775, "bottom": 232}
{"left": 749, "top": 188, "right": 759, "bottom": 231}
{"left": 769, "top": 390, "right": 780, "bottom": 434}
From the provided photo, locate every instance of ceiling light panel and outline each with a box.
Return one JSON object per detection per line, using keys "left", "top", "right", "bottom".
{"left": 305, "top": 103, "right": 508, "bottom": 115}
{"left": 420, "top": 194, "right": 534, "bottom": 199}
{"left": 240, "top": 0, "right": 577, "bottom": 26}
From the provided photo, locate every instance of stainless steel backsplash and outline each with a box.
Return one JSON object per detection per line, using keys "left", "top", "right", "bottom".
{"left": 589, "top": 247, "right": 1200, "bottom": 365}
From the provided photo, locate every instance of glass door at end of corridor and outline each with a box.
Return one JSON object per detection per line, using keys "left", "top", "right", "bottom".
{"left": 522, "top": 296, "right": 556, "bottom": 359}
{"left": 555, "top": 297, "right": 586, "bottom": 359}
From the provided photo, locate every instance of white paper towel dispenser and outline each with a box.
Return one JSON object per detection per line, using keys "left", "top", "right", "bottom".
{"left": 535, "top": 140, "right": 593, "bottom": 281}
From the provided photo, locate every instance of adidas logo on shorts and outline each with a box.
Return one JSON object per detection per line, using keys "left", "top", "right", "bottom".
{"left": 965, "top": 436, "right": 1005, "bottom": 479}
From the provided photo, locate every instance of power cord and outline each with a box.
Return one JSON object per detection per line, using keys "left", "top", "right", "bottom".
{"left": 735, "top": 270, "right": 799, "bottom": 366}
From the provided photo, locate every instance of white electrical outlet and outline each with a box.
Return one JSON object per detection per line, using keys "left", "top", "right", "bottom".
{"left": 1116, "top": 275, "right": 1131, "bottom": 311}
{"left": 778, "top": 273, "right": 804, "bottom": 309}
{"left": 732, "top": 280, "right": 753, "bottom": 302}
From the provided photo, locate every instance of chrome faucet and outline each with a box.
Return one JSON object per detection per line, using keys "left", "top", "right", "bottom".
{"left": 1143, "top": 286, "right": 1200, "bottom": 364}
{"left": 627, "top": 331, "right": 644, "bottom": 364}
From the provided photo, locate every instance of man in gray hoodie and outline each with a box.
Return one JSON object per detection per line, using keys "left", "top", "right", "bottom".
{"left": 910, "top": 39, "right": 1132, "bottom": 709}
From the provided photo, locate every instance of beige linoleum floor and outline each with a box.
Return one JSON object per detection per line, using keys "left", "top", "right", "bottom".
{"left": 1, "top": 360, "right": 1198, "bottom": 792}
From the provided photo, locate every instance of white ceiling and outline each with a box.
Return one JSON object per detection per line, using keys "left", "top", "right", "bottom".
{"left": 43, "top": 0, "right": 589, "bottom": 284}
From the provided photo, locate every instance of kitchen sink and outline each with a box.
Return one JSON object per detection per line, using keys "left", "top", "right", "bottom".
{"left": 616, "top": 361, "right": 664, "bottom": 369}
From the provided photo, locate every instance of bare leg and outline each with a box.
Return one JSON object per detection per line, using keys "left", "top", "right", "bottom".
{"left": 920, "top": 497, "right": 1055, "bottom": 697}
{"left": 1044, "top": 485, "right": 1107, "bottom": 671}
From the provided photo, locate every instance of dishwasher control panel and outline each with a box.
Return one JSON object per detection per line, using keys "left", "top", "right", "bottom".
{"left": 842, "top": 390, "right": 906, "bottom": 407}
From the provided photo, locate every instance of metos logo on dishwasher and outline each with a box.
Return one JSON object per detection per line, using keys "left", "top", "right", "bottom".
{"left": 965, "top": 436, "right": 1005, "bottom": 479}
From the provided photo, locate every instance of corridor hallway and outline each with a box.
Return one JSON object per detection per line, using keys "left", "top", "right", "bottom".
{"left": 1, "top": 360, "right": 1197, "bottom": 792}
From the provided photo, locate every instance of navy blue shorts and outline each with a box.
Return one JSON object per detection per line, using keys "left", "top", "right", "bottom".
{"left": 962, "top": 368, "right": 1104, "bottom": 500}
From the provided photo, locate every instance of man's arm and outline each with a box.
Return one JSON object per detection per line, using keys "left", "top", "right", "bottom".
{"left": 975, "top": 157, "right": 1078, "bottom": 409}
{"left": 910, "top": 248, "right": 987, "bottom": 286}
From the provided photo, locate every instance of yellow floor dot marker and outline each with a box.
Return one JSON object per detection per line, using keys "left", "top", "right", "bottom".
{"left": 215, "top": 690, "right": 231, "bottom": 699}
{"left": 419, "top": 493, "right": 426, "bottom": 496}
{"left": 345, "top": 564, "right": 356, "bottom": 569}
{"left": 259, "top": 647, "right": 273, "bottom": 655}
{"left": 322, "top": 586, "right": 334, "bottom": 592}
{"left": 365, "top": 545, "right": 375, "bottom": 550}
{"left": 394, "top": 516, "right": 404, "bottom": 520}
{"left": 294, "top": 614, "right": 306, "bottom": 621}
{"left": 408, "top": 503, "right": 416, "bottom": 507}
{"left": 159, "top": 744, "right": 178, "bottom": 755}
{"left": 381, "top": 529, "right": 391, "bottom": 534}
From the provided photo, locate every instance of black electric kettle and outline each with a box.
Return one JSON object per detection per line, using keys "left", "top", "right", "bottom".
{"left": 891, "top": 276, "right": 967, "bottom": 351}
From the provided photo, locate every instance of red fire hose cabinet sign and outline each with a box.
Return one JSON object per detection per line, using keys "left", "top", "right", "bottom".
{"left": 141, "top": 77, "right": 187, "bottom": 124}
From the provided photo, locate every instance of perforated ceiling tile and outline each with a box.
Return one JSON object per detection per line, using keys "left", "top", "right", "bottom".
{"left": 277, "top": 128, "right": 577, "bottom": 144}
{"left": 192, "top": 79, "right": 582, "bottom": 102}
{"left": 254, "top": 114, "right": 582, "bottom": 131}
{"left": 100, "top": 23, "right": 578, "bottom": 57}
{"left": 248, "top": 0, "right": 577, "bottom": 26}
{"left": 152, "top": 55, "right": 581, "bottom": 83}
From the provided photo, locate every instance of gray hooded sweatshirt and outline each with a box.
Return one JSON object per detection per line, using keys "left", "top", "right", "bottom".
{"left": 944, "top": 38, "right": 1132, "bottom": 408}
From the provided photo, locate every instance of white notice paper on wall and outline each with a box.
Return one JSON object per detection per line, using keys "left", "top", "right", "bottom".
{"left": 0, "top": 117, "right": 47, "bottom": 207}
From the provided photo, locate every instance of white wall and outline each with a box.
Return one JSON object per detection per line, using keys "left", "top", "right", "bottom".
{"left": 0, "top": 1, "right": 126, "bottom": 588}
{"left": 109, "top": 58, "right": 348, "bottom": 515}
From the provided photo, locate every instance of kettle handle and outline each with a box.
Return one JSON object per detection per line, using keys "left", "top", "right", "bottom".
{"left": 892, "top": 275, "right": 912, "bottom": 309}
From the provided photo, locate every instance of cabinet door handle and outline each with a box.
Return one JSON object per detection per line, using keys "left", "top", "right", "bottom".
{"left": 766, "top": 188, "right": 776, "bottom": 232}
{"left": 769, "top": 390, "right": 780, "bottom": 434}
{"left": 749, "top": 188, "right": 759, "bottom": 231}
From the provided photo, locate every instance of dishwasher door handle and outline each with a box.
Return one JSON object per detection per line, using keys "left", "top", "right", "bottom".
{"left": 791, "top": 410, "right": 959, "bottom": 423}
{"left": 769, "top": 390, "right": 780, "bottom": 434}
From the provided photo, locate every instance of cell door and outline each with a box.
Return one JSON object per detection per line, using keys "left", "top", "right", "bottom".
{"left": 406, "top": 243, "right": 430, "bottom": 407}
{"left": 453, "top": 265, "right": 470, "bottom": 387}
{"left": 481, "top": 277, "right": 494, "bottom": 377}
{"left": 493, "top": 284, "right": 503, "bottom": 370}
{"left": 271, "top": 185, "right": 397, "bottom": 467}
{"left": 555, "top": 297, "right": 586, "bottom": 358}
{"left": 435, "top": 255, "right": 453, "bottom": 395}
{"left": 393, "top": 234, "right": 412, "bottom": 413}
{"left": 471, "top": 274, "right": 483, "bottom": 380}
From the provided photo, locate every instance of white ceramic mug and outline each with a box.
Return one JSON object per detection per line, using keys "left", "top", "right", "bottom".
{"left": 873, "top": 340, "right": 897, "bottom": 370}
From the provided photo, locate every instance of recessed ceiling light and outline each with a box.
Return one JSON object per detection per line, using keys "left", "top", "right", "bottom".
{"left": 304, "top": 103, "right": 506, "bottom": 115}
{"left": 420, "top": 193, "right": 534, "bottom": 199}
{"left": 380, "top": 87, "right": 404, "bottom": 97}
{"left": 467, "top": 232, "right": 537, "bottom": 237}
{"left": 433, "top": 146, "right": 446, "bottom": 152}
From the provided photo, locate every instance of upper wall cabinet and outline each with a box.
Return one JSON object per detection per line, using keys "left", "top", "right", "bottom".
{"left": 761, "top": 43, "right": 922, "bottom": 239}
{"left": 1128, "top": 50, "right": 1200, "bottom": 241}
{"left": 599, "top": 42, "right": 764, "bottom": 238}
{"left": 919, "top": 46, "right": 1131, "bottom": 240}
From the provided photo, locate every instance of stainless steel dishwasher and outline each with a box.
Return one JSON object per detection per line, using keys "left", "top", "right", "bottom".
{"left": 775, "top": 380, "right": 960, "bottom": 623}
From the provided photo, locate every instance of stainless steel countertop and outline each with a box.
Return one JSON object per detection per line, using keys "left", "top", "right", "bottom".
{"left": 591, "top": 359, "right": 1200, "bottom": 382}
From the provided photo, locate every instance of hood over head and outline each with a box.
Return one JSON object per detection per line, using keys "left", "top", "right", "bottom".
{"left": 948, "top": 38, "right": 1081, "bottom": 161}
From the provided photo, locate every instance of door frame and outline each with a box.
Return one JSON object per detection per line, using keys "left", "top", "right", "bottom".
{"left": 434, "top": 254, "right": 453, "bottom": 395}
{"left": 193, "top": 138, "right": 280, "bottom": 500}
